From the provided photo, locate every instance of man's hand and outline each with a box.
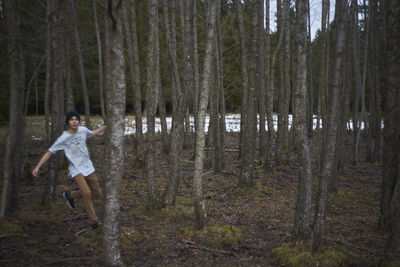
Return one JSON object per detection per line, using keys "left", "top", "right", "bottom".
{"left": 32, "top": 167, "right": 40, "bottom": 178}
{"left": 92, "top": 125, "right": 107, "bottom": 137}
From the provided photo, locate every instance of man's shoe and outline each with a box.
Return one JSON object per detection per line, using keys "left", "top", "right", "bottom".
{"left": 91, "top": 222, "right": 100, "bottom": 230}
{"left": 62, "top": 191, "right": 75, "bottom": 210}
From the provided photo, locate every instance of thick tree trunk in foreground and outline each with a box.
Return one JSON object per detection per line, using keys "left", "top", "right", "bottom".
{"left": 293, "top": 0, "right": 312, "bottom": 239}
{"left": 381, "top": 0, "right": 400, "bottom": 248}
{"left": 42, "top": 0, "right": 66, "bottom": 205}
{"left": 193, "top": 0, "right": 217, "bottom": 229}
{"left": 1, "top": 0, "right": 26, "bottom": 217}
{"left": 312, "top": 0, "right": 347, "bottom": 244}
{"left": 103, "top": 0, "right": 126, "bottom": 265}
{"left": 70, "top": 0, "right": 91, "bottom": 129}
{"left": 146, "top": 0, "right": 160, "bottom": 207}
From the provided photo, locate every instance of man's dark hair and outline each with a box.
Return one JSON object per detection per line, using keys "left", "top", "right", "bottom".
{"left": 65, "top": 110, "right": 81, "bottom": 125}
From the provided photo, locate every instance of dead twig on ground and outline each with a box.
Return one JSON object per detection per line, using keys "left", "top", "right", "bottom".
{"left": 264, "top": 232, "right": 292, "bottom": 251}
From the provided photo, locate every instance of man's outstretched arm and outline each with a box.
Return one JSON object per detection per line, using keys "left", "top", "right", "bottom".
{"left": 32, "top": 151, "right": 53, "bottom": 177}
{"left": 91, "top": 125, "right": 107, "bottom": 137}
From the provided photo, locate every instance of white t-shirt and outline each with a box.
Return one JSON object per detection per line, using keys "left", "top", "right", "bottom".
{"left": 48, "top": 126, "right": 95, "bottom": 178}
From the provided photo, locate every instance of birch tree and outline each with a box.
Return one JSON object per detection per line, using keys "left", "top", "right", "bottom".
{"left": 102, "top": 0, "right": 126, "bottom": 265}
{"left": 193, "top": 0, "right": 217, "bottom": 229}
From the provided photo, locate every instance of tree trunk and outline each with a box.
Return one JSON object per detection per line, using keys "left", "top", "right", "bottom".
{"left": 128, "top": 0, "right": 144, "bottom": 156}
{"left": 102, "top": 1, "right": 126, "bottom": 265}
{"left": 236, "top": 1, "right": 248, "bottom": 159}
{"left": 93, "top": 0, "right": 106, "bottom": 122}
{"left": 258, "top": 0, "right": 267, "bottom": 158}
{"left": 312, "top": 0, "right": 347, "bottom": 244}
{"left": 293, "top": 0, "right": 312, "bottom": 239}
{"left": 380, "top": 0, "right": 400, "bottom": 232}
{"left": 351, "top": 0, "right": 362, "bottom": 165}
{"left": 42, "top": 0, "right": 66, "bottom": 205}
{"left": 0, "top": 0, "right": 26, "bottom": 217}
{"left": 64, "top": 3, "right": 74, "bottom": 112}
{"left": 275, "top": 0, "right": 290, "bottom": 165}
{"left": 44, "top": 0, "right": 51, "bottom": 144}
{"left": 70, "top": 0, "right": 91, "bottom": 129}
{"left": 193, "top": 0, "right": 217, "bottom": 229}
{"left": 306, "top": 0, "right": 314, "bottom": 138}
{"left": 192, "top": 0, "right": 200, "bottom": 154}
{"left": 239, "top": 0, "right": 258, "bottom": 187}
{"left": 163, "top": 0, "right": 193, "bottom": 206}
{"left": 146, "top": 0, "right": 160, "bottom": 207}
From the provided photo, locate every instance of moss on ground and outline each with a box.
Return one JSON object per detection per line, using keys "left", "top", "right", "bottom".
{"left": 0, "top": 222, "right": 25, "bottom": 235}
{"left": 231, "top": 182, "right": 274, "bottom": 200}
{"left": 181, "top": 224, "right": 246, "bottom": 248}
{"left": 272, "top": 241, "right": 347, "bottom": 267}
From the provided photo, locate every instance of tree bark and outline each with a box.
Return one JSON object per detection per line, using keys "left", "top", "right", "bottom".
{"left": 239, "top": 0, "right": 258, "bottom": 187}
{"left": 293, "top": 0, "right": 312, "bottom": 239}
{"left": 128, "top": 0, "right": 144, "bottom": 156}
{"left": 93, "top": 0, "right": 106, "bottom": 122}
{"left": 275, "top": 0, "right": 290, "bottom": 165}
{"left": 102, "top": 1, "right": 126, "bottom": 265}
{"left": 163, "top": 0, "right": 193, "bottom": 206}
{"left": 380, "top": 0, "right": 400, "bottom": 233}
{"left": 258, "top": 0, "right": 267, "bottom": 158}
{"left": 0, "top": 0, "right": 26, "bottom": 217}
{"left": 42, "top": 0, "right": 66, "bottom": 205}
{"left": 44, "top": 0, "right": 51, "bottom": 144}
{"left": 146, "top": 0, "right": 160, "bottom": 207}
{"left": 236, "top": 0, "right": 248, "bottom": 159}
{"left": 70, "top": 0, "right": 91, "bottom": 129}
{"left": 64, "top": 3, "right": 74, "bottom": 112}
{"left": 312, "top": 0, "right": 347, "bottom": 244}
{"left": 193, "top": 0, "right": 217, "bottom": 229}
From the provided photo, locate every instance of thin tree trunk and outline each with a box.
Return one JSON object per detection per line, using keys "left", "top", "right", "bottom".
{"left": 193, "top": 0, "right": 217, "bottom": 229}
{"left": 0, "top": 0, "right": 26, "bottom": 217}
{"left": 351, "top": 0, "right": 362, "bottom": 164}
{"left": 293, "top": 0, "right": 312, "bottom": 239}
{"left": 70, "top": 0, "right": 91, "bottom": 129}
{"left": 44, "top": 0, "right": 51, "bottom": 144}
{"left": 275, "top": 0, "right": 290, "bottom": 165}
{"left": 146, "top": 0, "right": 160, "bottom": 207}
{"left": 306, "top": 0, "right": 314, "bottom": 138}
{"left": 128, "top": 0, "right": 144, "bottom": 157}
{"left": 93, "top": 0, "right": 106, "bottom": 122}
{"left": 42, "top": 0, "right": 66, "bottom": 205}
{"left": 236, "top": 1, "right": 248, "bottom": 159}
{"left": 192, "top": 0, "right": 200, "bottom": 154}
{"left": 63, "top": 4, "right": 74, "bottom": 112}
{"left": 258, "top": 0, "right": 267, "bottom": 158}
{"left": 239, "top": 0, "right": 258, "bottom": 187}
{"left": 163, "top": 0, "right": 193, "bottom": 206}
{"left": 103, "top": 1, "right": 126, "bottom": 265}
{"left": 312, "top": 0, "right": 347, "bottom": 244}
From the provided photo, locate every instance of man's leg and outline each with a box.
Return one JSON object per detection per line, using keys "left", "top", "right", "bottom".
{"left": 69, "top": 174, "right": 99, "bottom": 223}
{"left": 85, "top": 172, "right": 103, "bottom": 199}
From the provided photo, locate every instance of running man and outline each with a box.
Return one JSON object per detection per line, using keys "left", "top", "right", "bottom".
{"left": 32, "top": 110, "right": 106, "bottom": 230}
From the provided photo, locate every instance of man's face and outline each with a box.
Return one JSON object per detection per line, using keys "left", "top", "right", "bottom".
{"left": 68, "top": 116, "right": 80, "bottom": 130}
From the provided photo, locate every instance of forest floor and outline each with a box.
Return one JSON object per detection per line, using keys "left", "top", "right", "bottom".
{"left": 0, "top": 117, "right": 395, "bottom": 266}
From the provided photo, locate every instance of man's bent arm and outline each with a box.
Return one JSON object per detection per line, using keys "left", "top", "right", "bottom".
{"left": 32, "top": 151, "right": 53, "bottom": 177}
{"left": 91, "top": 126, "right": 107, "bottom": 137}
